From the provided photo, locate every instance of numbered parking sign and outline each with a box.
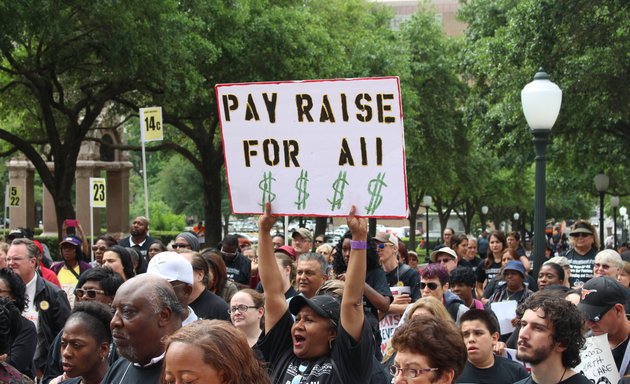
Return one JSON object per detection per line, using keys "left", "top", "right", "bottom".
{"left": 7, "top": 186, "right": 21, "bottom": 207}
{"left": 140, "top": 107, "right": 163, "bottom": 142}
{"left": 90, "top": 178, "right": 106, "bottom": 208}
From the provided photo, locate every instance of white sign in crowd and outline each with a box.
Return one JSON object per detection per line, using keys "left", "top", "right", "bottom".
{"left": 217, "top": 77, "right": 408, "bottom": 218}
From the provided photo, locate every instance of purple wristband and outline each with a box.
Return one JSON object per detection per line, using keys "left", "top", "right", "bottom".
{"left": 350, "top": 240, "right": 367, "bottom": 250}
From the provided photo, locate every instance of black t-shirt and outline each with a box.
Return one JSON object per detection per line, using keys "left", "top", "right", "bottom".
{"left": 456, "top": 356, "right": 529, "bottom": 384}
{"left": 612, "top": 336, "right": 630, "bottom": 375}
{"left": 384, "top": 263, "right": 420, "bottom": 301}
{"left": 189, "top": 288, "right": 230, "bottom": 321}
{"left": 224, "top": 253, "right": 251, "bottom": 286}
{"left": 566, "top": 247, "right": 597, "bottom": 287}
{"left": 256, "top": 282, "right": 299, "bottom": 300}
{"left": 101, "top": 357, "right": 162, "bottom": 383}
{"left": 257, "top": 310, "right": 374, "bottom": 384}
{"left": 476, "top": 261, "right": 502, "bottom": 285}
{"left": 514, "top": 372, "right": 592, "bottom": 384}
{"left": 365, "top": 268, "right": 393, "bottom": 317}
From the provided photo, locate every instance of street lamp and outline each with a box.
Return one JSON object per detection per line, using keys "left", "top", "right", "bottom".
{"left": 521, "top": 68, "right": 562, "bottom": 278}
{"left": 621, "top": 206, "right": 628, "bottom": 243}
{"left": 611, "top": 195, "right": 620, "bottom": 249}
{"left": 513, "top": 212, "right": 520, "bottom": 231}
{"left": 422, "top": 195, "right": 433, "bottom": 262}
{"left": 594, "top": 172, "right": 609, "bottom": 250}
{"left": 481, "top": 205, "right": 489, "bottom": 232}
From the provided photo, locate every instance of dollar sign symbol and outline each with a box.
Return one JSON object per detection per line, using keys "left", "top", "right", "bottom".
{"left": 365, "top": 172, "right": 387, "bottom": 215}
{"left": 294, "top": 170, "right": 310, "bottom": 210}
{"left": 327, "top": 171, "right": 349, "bottom": 210}
{"left": 258, "top": 171, "right": 276, "bottom": 208}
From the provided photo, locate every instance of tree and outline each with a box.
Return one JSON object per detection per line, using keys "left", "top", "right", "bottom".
{"left": 0, "top": 1, "right": 201, "bottom": 236}
{"left": 399, "top": 5, "right": 468, "bottom": 248}
{"left": 460, "top": 0, "right": 630, "bottom": 216}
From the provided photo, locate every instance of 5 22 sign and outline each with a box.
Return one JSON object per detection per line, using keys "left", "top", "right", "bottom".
{"left": 7, "top": 186, "right": 21, "bottom": 207}
{"left": 90, "top": 178, "right": 106, "bottom": 208}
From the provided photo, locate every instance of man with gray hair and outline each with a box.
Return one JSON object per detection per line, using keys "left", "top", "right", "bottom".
{"left": 103, "top": 274, "right": 184, "bottom": 383}
{"left": 7, "top": 238, "right": 71, "bottom": 374}
{"left": 295, "top": 252, "right": 328, "bottom": 299}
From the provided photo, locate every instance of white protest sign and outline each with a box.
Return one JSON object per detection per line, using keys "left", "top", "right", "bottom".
{"left": 216, "top": 77, "right": 408, "bottom": 217}
{"left": 379, "top": 286, "right": 410, "bottom": 354}
{"left": 490, "top": 300, "right": 518, "bottom": 335}
{"left": 140, "top": 107, "right": 163, "bottom": 142}
{"left": 89, "top": 178, "right": 106, "bottom": 208}
{"left": 575, "top": 334, "right": 620, "bottom": 384}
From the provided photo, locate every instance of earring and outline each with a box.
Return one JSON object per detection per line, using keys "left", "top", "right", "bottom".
{"left": 328, "top": 338, "right": 333, "bottom": 349}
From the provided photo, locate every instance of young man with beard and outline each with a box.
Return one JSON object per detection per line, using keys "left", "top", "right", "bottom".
{"left": 514, "top": 294, "right": 590, "bottom": 384}
{"left": 457, "top": 309, "right": 528, "bottom": 383}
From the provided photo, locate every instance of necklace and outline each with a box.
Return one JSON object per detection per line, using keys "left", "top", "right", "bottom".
{"left": 557, "top": 367, "right": 567, "bottom": 383}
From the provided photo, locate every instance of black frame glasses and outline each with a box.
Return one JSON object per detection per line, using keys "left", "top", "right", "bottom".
{"left": 227, "top": 304, "right": 258, "bottom": 314}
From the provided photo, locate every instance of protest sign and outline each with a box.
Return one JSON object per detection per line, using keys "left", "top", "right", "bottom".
{"left": 216, "top": 77, "right": 407, "bottom": 217}
{"left": 575, "top": 334, "right": 620, "bottom": 384}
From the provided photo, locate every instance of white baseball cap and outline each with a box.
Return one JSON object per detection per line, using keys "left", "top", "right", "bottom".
{"left": 147, "top": 251, "right": 194, "bottom": 285}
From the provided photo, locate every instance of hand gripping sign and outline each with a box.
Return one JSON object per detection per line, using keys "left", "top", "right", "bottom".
{"left": 216, "top": 77, "right": 408, "bottom": 218}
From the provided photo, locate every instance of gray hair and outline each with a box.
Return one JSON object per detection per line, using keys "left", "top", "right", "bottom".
{"left": 297, "top": 252, "right": 327, "bottom": 275}
{"left": 11, "top": 238, "right": 39, "bottom": 259}
{"left": 149, "top": 283, "right": 185, "bottom": 319}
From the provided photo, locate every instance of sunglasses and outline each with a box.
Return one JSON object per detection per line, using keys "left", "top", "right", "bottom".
{"left": 91, "top": 246, "right": 107, "bottom": 252}
{"left": 74, "top": 288, "right": 106, "bottom": 299}
{"left": 572, "top": 233, "right": 591, "bottom": 238}
{"left": 315, "top": 239, "right": 324, "bottom": 244}
{"left": 420, "top": 282, "right": 440, "bottom": 290}
{"left": 594, "top": 263, "right": 611, "bottom": 270}
{"left": 172, "top": 243, "right": 191, "bottom": 249}
{"left": 377, "top": 243, "right": 394, "bottom": 249}
{"left": 220, "top": 248, "right": 237, "bottom": 257}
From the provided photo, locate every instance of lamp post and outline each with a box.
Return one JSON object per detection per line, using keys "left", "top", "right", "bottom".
{"left": 422, "top": 195, "right": 433, "bottom": 262}
{"left": 621, "top": 206, "right": 628, "bottom": 243}
{"left": 611, "top": 196, "right": 619, "bottom": 249}
{"left": 521, "top": 68, "right": 562, "bottom": 278}
{"left": 513, "top": 212, "right": 520, "bottom": 231}
{"left": 481, "top": 205, "right": 489, "bottom": 232}
{"left": 594, "top": 172, "right": 609, "bottom": 250}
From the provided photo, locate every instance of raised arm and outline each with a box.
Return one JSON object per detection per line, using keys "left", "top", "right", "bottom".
{"left": 257, "top": 203, "right": 287, "bottom": 333}
{"left": 340, "top": 205, "right": 367, "bottom": 341}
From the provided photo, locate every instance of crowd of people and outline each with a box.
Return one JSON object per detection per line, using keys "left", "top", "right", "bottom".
{"left": 0, "top": 213, "right": 628, "bottom": 384}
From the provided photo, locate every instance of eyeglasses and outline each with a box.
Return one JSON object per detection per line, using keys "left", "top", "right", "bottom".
{"left": 172, "top": 243, "right": 191, "bottom": 249}
{"left": 91, "top": 246, "right": 107, "bottom": 252}
{"left": 388, "top": 365, "right": 439, "bottom": 378}
{"left": 572, "top": 233, "right": 591, "bottom": 238}
{"left": 420, "top": 282, "right": 439, "bottom": 290}
{"left": 594, "top": 263, "right": 611, "bottom": 270}
{"left": 74, "top": 288, "right": 106, "bottom": 299}
{"left": 227, "top": 304, "right": 257, "bottom": 314}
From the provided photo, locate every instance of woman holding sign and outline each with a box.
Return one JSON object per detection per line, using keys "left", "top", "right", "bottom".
{"left": 256, "top": 203, "right": 374, "bottom": 383}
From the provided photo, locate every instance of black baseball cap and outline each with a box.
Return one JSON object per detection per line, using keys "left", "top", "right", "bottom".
{"left": 289, "top": 294, "right": 340, "bottom": 326}
{"left": 578, "top": 276, "right": 628, "bottom": 322}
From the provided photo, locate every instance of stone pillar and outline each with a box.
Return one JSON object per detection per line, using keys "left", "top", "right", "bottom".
{"left": 106, "top": 162, "right": 132, "bottom": 233}
{"left": 75, "top": 164, "right": 101, "bottom": 239}
{"left": 42, "top": 185, "right": 57, "bottom": 235}
{"left": 7, "top": 160, "right": 35, "bottom": 229}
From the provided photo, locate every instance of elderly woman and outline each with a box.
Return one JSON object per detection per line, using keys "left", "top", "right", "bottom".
{"left": 593, "top": 249, "right": 623, "bottom": 278}
{"left": 390, "top": 316, "right": 466, "bottom": 384}
{"left": 256, "top": 203, "right": 374, "bottom": 383}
